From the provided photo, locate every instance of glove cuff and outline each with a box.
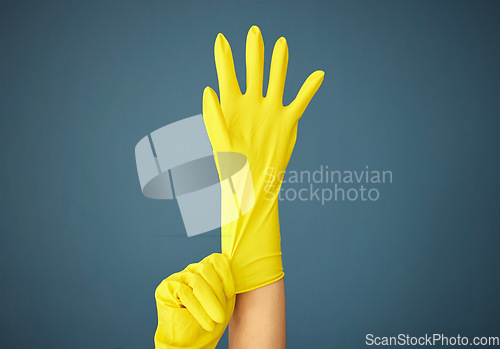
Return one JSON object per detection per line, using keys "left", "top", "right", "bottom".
{"left": 231, "top": 253, "right": 284, "bottom": 294}
{"left": 221, "top": 197, "right": 284, "bottom": 293}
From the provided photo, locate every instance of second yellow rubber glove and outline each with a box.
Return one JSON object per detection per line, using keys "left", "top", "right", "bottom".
{"left": 154, "top": 253, "right": 236, "bottom": 349}
{"left": 203, "top": 26, "right": 324, "bottom": 293}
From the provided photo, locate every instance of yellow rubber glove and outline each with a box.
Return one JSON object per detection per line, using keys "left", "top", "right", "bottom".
{"left": 154, "top": 253, "right": 236, "bottom": 349}
{"left": 203, "top": 25, "right": 324, "bottom": 293}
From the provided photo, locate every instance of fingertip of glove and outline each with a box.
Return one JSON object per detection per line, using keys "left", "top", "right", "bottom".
{"left": 223, "top": 275, "right": 235, "bottom": 299}
{"left": 212, "top": 305, "right": 226, "bottom": 325}
{"left": 203, "top": 87, "right": 218, "bottom": 103}
{"left": 312, "top": 70, "right": 325, "bottom": 80}
{"left": 249, "top": 25, "right": 261, "bottom": 36}
{"left": 224, "top": 274, "right": 236, "bottom": 299}
{"left": 276, "top": 36, "right": 287, "bottom": 46}
{"left": 201, "top": 319, "right": 216, "bottom": 332}
{"left": 215, "top": 33, "right": 228, "bottom": 52}
{"left": 214, "top": 253, "right": 235, "bottom": 298}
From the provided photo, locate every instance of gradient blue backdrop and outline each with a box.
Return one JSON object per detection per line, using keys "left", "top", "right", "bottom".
{"left": 1, "top": 1, "right": 499, "bottom": 348}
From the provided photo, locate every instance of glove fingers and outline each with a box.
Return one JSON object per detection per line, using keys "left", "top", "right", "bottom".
{"left": 176, "top": 282, "right": 216, "bottom": 332}
{"left": 180, "top": 272, "right": 226, "bottom": 325}
{"left": 187, "top": 261, "right": 226, "bottom": 306}
{"left": 287, "top": 70, "right": 325, "bottom": 119}
{"left": 202, "top": 253, "right": 235, "bottom": 299}
{"left": 245, "top": 25, "right": 264, "bottom": 97}
{"left": 203, "top": 87, "right": 231, "bottom": 151}
{"left": 214, "top": 33, "right": 241, "bottom": 101}
{"left": 266, "top": 37, "right": 288, "bottom": 103}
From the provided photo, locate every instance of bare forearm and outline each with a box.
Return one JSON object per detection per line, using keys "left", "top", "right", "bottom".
{"left": 228, "top": 278, "right": 286, "bottom": 349}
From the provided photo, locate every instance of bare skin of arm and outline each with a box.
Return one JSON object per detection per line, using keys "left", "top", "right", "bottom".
{"left": 228, "top": 278, "right": 286, "bottom": 349}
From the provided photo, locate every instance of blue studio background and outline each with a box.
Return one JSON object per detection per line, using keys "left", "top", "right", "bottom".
{"left": 1, "top": 1, "right": 499, "bottom": 348}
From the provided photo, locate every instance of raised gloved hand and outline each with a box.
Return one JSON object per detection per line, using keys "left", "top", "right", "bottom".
{"left": 203, "top": 25, "right": 324, "bottom": 293}
{"left": 154, "top": 253, "right": 236, "bottom": 349}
